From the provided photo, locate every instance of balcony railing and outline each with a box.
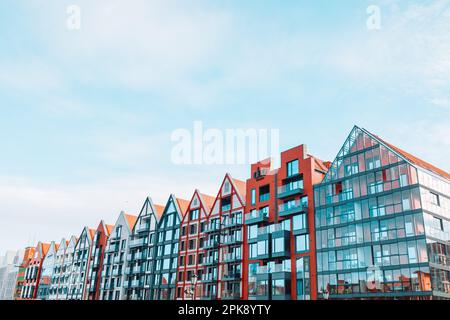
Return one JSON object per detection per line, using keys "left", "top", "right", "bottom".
{"left": 135, "top": 224, "right": 150, "bottom": 233}
{"left": 222, "top": 217, "right": 242, "bottom": 228}
{"left": 202, "top": 273, "right": 217, "bottom": 283}
{"left": 202, "top": 256, "right": 219, "bottom": 266}
{"left": 277, "top": 180, "right": 304, "bottom": 198}
{"left": 222, "top": 253, "right": 242, "bottom": 262}
{"left": 221, "top": 234, "right": 243, "bottom": 245}
{"left": 204, "top": 223, "right": 220, "bottom": 234}
{"left": 257, "top": 222, "right": 290, "bottom": 236}
{"left": 223, "top": 273, "right": 241, "bottom": 281}
{"left": 278, "top": 199, "right": 308, "bottom": 217}
{"left": 129, "top": 238, "right": 146, "bottom": 248}
{"left": 203, "top": 240, "right": 219, "bottom": 249}
{"left": 259, "top": 193, "right": 270, "bottom": 202}
{"left": 245, "top": 209, "right": 269, "bottom": 224}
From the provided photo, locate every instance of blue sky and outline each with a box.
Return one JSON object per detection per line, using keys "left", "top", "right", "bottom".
{"left": 0, "top": 0, "right": 449, "bottom": 252}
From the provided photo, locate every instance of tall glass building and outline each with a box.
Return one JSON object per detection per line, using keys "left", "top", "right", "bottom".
{"left": 314, "top": 126, "right": 450, "bottom": 300}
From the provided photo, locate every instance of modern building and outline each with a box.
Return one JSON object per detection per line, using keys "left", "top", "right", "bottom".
{"left": 85, "top": 221, "right": 113, "bottom": 300}
{"left": 314, "top": 126, "right": 450, "bottom": 300}
{"left": 21, "top": 242, "right": 50, "bottom": 299}
{"left": 150, "top": 195, "right": 189, "bottom": 300}
{"left": 48, "top": 238, "right": 68, "bottom": 300}
{"left": 176, "top": 190, "right": 215, "bottom": 300}
{"left": 100, "top": 211, "right": 137, "bottom": 300}
{"left": 244, "top": 145, "right": 329, "bottom": 300}
{"left": 52, "top": 236, "right": 78, "bottom": 300}
{"left": 37, "top": 241, "right": 58, "bottom": 300}
{"left": 204, "top": 174, "right": 246, "bottom": 300}
{"left": 0, "top": 250, "right": 24, "bottom": 300}
{"left": 13, "top": 247, "right": 34, "bottom": 299}
{"left": 125, "top": 198, "right": 164, "bottom": 300}
{"left": 68, "top": 227, "right": 96, "bottom": 300}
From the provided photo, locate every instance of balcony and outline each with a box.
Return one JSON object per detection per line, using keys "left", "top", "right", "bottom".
{"left": 130, "top": 280, "right": 143, "bottom": 288}
{"left": 222, "top": 217, "right": 242, "bottom": 229}
{"left": 135, "top": 224, "right": 150, "bottom": 233}
{"left": 278, "top": 200, "right": 308, "bottom": 217}
{"left": 277, "top": 180, "right": 304, "bottom": 199}
{"left": 202, "top": 256, "right": 219, "bottom": 266}
{"left": 203, "top": 240, "right": 219, "bottom": 249}
{"left": 127, "top": 252, "right": 145, "bottom": 262}
{"left": 129, "top": 238, "right": 146, "bottom": 248}
{"left": 222, "top": 253, "right": 242, "bottom": 263}
{"left": 113, "top": 256, "right": 123, "bottom": 264}
{"left": 221, "top": 234, "right": 242, "bottom": 245}
{"left": 221, "top": 291, "right": 241, "bottom": 300}
{"left": 202, "top": 273, "right": 217, "bottom": 283}
{"left": 106, "top": 245, "right": 119, "bottom": 253}
{"left": 223, "top": 273, "right": 241, "bottom": 281}
{"left": 204, "top": 223, "right": 220, "bottom": 234}
{"left": 112, "top": 269, "right": 121, "bottom": 277}
{"left": 259, "top": 193, "right": 270, "bottom": 203}
{"left": 245, "top": 209, "right": 269, "bottom": 225}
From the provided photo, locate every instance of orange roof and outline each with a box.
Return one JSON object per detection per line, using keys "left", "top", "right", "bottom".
{"left": 176, "top": 198, "right": 190, "bottom": 214}
{"left": 372, "top": 133, "right": 450, "bottom": 180}
{"left": 124, "top": 214, "right": 138, "bottom": 230}
{"left": 41, "top": 243, "right": 51, "bottom": 256}
{"left": 88, "top": 228, "right": 96, "bottom": 240}
{"left": 199, "top": 193, "right": 216, "bottom": 211}
{"left": 231, "top": 177, "right": 247, "bottom": 198}
{"left": 154, "top": 204, "right": 165, "bottom": 219}
{"left": 105, "top": 224, "right": 114, "bottom": 236}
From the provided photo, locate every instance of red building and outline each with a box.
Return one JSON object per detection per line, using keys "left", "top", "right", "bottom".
{"left": 204, "top": 174, "right": 246, "bottom": 300}
{"left": 85, "top": 220, "right": 113, "bottom": 300}
{"left": 244, "top": 145, "right": 329, "bottom": 300}
{"left": 14, "top": 247, "right": 35, "bottom": 300}
{"left": 176, "top": 190, "right": 215, "bottom": 300}
{"left": 21, "top": 242, "right": 51, "bottom": 299}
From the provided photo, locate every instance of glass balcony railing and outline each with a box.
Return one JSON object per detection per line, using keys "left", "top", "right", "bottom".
{"left": 259, "top": 193, "right": 270, "bottom": 202}
{"left": 257, "top": 222, "right": 290, "bottom": 236}
{"left": 277, "top": 180, "right": 304, "bottom": 198}
{"left": 278, "top": 199, "right": 308, "bottom": 217}
{"left": 245, "top": 209, "right": 269, "bottom": 224}
{"left": 221, "top": 234, "right": 242, "bottom": 245}
{"left": 204, "top": 223, "right": 220, "bottom": 234}
{"left": 222, "top": 217, "right": 242, "bottom": 228}
{"left": 129, "top": 238, "right": 146, "bottom": 248}
{"left": 222, "top": 253, "right": 242, "bottom": 262}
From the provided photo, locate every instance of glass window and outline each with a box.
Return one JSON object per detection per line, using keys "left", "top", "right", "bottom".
{"left": 287, "top": 160, "right": 299, "bottom": 177}
{"left": 296, "top": 235, "right": 309, "bottom": 252}
{"left": 251, "top": 189, "right": 256, "bottom": 206}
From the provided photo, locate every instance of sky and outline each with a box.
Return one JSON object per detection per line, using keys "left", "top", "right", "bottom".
{"left": 0, "top": 0, "right": 449, "bottom": 253}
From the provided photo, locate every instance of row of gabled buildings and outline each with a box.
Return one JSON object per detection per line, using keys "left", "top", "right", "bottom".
{"left": 7, "top": 125, "right": 450, "bottom": 300}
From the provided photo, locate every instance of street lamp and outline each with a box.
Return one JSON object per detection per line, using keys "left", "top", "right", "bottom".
{"left": 184, "top": 273, "right": 198, "bottom": 300}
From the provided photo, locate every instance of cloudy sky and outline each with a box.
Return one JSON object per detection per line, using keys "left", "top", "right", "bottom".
{"left": 0, "top": 0, "right": 449, "bottom": 253}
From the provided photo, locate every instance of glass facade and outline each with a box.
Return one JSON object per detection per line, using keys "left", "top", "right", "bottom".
{"left": 151, "top": 196, "right": 182, "bottom": 300}
{"left": 314, "top": 126, "right": 449, "bottom": 299}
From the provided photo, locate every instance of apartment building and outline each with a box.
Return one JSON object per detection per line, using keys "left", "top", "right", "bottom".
{"left": 0, "top": 250, "right": 24, "bottom": 300}
{"left": 37, "top": 241, "right": 58, "bottom": 300}
{"left": 150, "top": 195, "right": 189, "bottom": 300}
{"left": 21, "top": 242, "right": 50, "bottom": 299}
{"left": 125, "top": 198, "right": 164, "bottom": 300}
{"left": 314, "top": 126, "right": 450, "bottom": 299}
{"left": 85, "top": 221, "right": 113, "bottom": 300}
{"left": 13, "top": 247, "right": 34, "bottom": 299}
{"left": 54, "top": 236, "right": 78, "bottom": 300}
{"left": 244, "top": 145, "right": 329, "bottom": 300}
{"left": 204, "top": 174, "right": 246, "bottom": 300}
{"left": 67, "top": 227, "right": 95, "bottom": 300}
{"left": 176, "top": 190, "right": 215, "bottom": 300}
{"left": 48, "top": 238, "right": 69, "bottom": 300}
{"left": 100, "top": 212, "right": 137, "bottom": 300}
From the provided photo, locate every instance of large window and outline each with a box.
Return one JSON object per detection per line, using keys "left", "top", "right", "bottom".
{"left": 287, "top": 160, "right": 299, "bottom": 177}
{"left": 296, "top": 234, "right": 309, "bottom": 253}
{"left": 293, "top": 214, "right": 307, "bottom": 230}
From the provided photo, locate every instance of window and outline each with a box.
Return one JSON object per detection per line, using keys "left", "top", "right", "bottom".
{"left": 251, "top": 189, "right": 256, "bottom": 206}
{"left": 257, "top": 240, "right": 268, "bottom": 256}
{"left": 287, "top": 160, "right": 299, "bottom": 177}
{"left": 248, "top": 225, "right": 258, "bottom": 240}
{"left": 433, "top": 216, "right": 444, "bottom": 231}
{"left": 189, "top": 210, "right": 199, "bottom": 220}
{"left": 272, "top": 237, "right": 285, "bottom": 253}
{"left": 296, "top": 235, "right": 309, "bottom": 252}
{"left": 272, "top": 279, "right": 288, "bottom": 296}
{"left": 189, "top": 224, "right": 197, "bottom": 235}
{"left": 249, "top": 243, "right": 258, "bottom": 259}
{"left": 259, "top": 185, "right": 270, "bottom": 202}
{"left": 430, "top": 192, "right": 440, "bottom": 206}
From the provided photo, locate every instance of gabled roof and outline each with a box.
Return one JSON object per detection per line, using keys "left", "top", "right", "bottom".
{"left": 124, "top": 214, "right": 138, "bottom": 230}
{"left": 198, "top": 192, "right": 216, "bottom": 212}
{"left": 176, "top": 198, "right": 190, "bottom": 215}
{"left": 105, "top": 224, "right": 114, "bottom": 236}
{"left": 154, "top": 204, "right": 165, "bottom": 220}
{"left": 88, "top": 228, "right": 96, "bottom": 240}
{"left": 370, "top": 131, "right": 450, "bottom": 180}
{"left": 230, "top": 177, "right": 247, "bottom": 199}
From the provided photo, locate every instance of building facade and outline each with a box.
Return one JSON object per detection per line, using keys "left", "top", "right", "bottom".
{"left": 125, "top": 198, "right": 164, "bottom": 300}
{"left": 205, "top": 174, "right": 246, "bottom": 300}
{"left": 37, "top": 241, "right": 58, "bottom": 300}
{"left": 13, "top": 247, "right": 34, "bottom": 299}
{"left": 150, "top": 195, "right": 189, "bottom": 300}
{"left": 100, "top": 212, "right": 137, "bottom": 300}
{"left": 314, "top": 126, "right": 450, "bottom": 300}
{"left": 85, "top": 221, "right": 113, "bottom": 300}
{"left": 176, "top": 190, "right": 215, "bottom": 300}
{"left": 21, "top": 242, "right": 50, "bottom": 299}
{"left": 244, "top": 145, "right": 329, "bottom": 300}
{"left": 0, "top": 250, "right": 24, "bottom": 300}
{"left": 68, "top": 227, "right": 95, "bottom": 300}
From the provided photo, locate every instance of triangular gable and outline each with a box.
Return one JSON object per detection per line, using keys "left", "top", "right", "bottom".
{"left": 209, "top": 174, "right": 246, "bottom": 218}
{"left": 56, "top": 238, "right": 67, "bottom": 255}
{"left": 158, "top": 195, "right": 184, "bottom": 227}
{"left": 183, "top": 190, "right": 215, "bottom": 223}
{"left": 323, "top": 126, "right": 405, "bottom": 183}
